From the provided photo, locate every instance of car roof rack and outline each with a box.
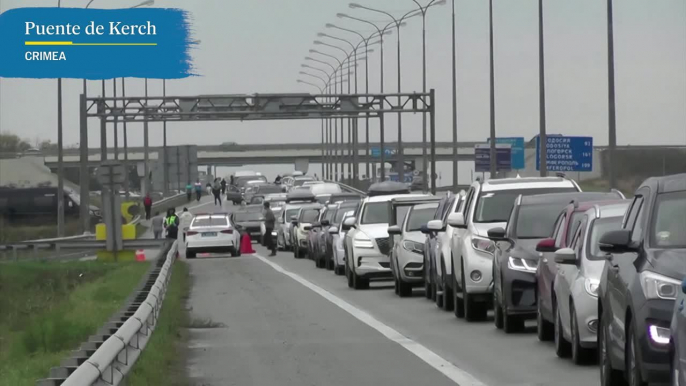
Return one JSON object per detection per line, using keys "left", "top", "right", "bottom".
{"left": 367, "top": 181, "right": 411, "bottom": 197}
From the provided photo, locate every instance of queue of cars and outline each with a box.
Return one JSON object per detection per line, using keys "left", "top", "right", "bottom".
{"left": 284, "top": 173, "right": 686, "bottom": 386}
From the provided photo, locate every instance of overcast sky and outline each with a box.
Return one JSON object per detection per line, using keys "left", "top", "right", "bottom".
{"left": 0, "top": 0, "right": 684, "bottom": 150}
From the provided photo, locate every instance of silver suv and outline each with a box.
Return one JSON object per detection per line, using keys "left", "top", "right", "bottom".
{"left": 448, "top": 176, "right": 581, "bottom": 321}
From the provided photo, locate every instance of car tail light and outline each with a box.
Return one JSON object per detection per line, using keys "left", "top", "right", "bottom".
{"left": 220, "top": 229, "right": 233, "bottom": 234}
{"left": 187, "top": 231, "right": 199, "bottom": 236}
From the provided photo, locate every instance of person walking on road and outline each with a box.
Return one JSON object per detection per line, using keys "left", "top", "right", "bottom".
{"left": 194, "top": 179, "right": 203, "bottom": 202}
{"left": 212, "top": 179, "right": 222, "bottom": 206}
{"left": 220, "top": 178, "right": 227, "bottom": 195}
{"left": 143, "top": 193, "right": 153, "bottom": 220}
{"left": 151, "top": 211, "right": 164, "bottom": 239}
{"left": 263, "top": 201, "right": 276, "bottom": 256}
{"left": 185, "top": 182, "right": 193, "bottom": 202}
{"left": 179, "top": 207, "right": 194, "bottom": 241}
{"left": 164, "top": 208, "right": 180, "bottom": 239}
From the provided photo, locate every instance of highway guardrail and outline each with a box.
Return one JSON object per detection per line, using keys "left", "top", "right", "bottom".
{"left": 36, "top": 241, "right": 177, "bottom": 386}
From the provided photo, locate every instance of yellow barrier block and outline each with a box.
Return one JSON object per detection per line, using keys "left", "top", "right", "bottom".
{"left": 95, "top": 223, "right": 107, "bottom": 240}
{"left": 122, "top": 224, "right": 136, "bottom": 240}
{"left": 96, "top": 250, "right": 136, "bottom": 262}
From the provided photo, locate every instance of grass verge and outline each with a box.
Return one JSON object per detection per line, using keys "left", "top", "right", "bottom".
{"left": 127, "top": 260, "right": 191, "bottom": 386}
{"left": 0, "top": 260, "right": 150, "bottom": 386}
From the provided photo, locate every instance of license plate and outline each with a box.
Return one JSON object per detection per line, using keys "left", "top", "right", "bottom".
{"left": 201, "top": 232, "right": 217, "bottom": 237}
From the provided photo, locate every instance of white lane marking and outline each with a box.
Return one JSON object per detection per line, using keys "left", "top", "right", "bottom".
{"left": 254, "top": 253, "right": 489, "bottom": 386}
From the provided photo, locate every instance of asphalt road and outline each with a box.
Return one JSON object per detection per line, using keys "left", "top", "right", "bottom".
{"left": 181, "top": 200, "right": 601, "bottom": 386}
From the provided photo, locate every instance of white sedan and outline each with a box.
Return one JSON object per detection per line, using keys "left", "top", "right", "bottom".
{"left": 185, "top": 213, "right": 241, "bottom": 258}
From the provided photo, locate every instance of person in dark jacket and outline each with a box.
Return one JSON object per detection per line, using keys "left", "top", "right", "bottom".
{"left": 263, "top": 201, "right": 276, "bottom": 256}
{"left": 220, "top": 178, "right": 227, "bottom": 195}
{"left": 143, "top": 194, "right": 153, "bottom": 220}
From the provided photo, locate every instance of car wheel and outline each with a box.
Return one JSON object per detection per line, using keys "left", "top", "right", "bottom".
{"left": 435, "top": 276, "right": 444, "bottom": 308}
{"left": 334, "top": 265, "right": 344, "bottom": 276}
{"left": 452, "top": 263, "right": 465, "bottom": 319}
{"left": 462, "top": 260, "right": 487, "bottom": 322}
{"left": 442, "top": 258, "right": 454, "bottom": 311}
{"left": 398, "top": 278, "right": 412, "bottom": 298}
{"left": 493, "top": 287, "right": 503, "bottom": 329}
{"left": 537, "top": 296, "right": 554, "bottom": 341}
{"left": 346, "top": 263, "right": 353, "bottom": 288}
{"left": 554, "top": 300, "right": 571, "bottom": 358}
{"left": 571, "top": 302, "right": 594, "bottom": 365}
{"left": 352, "top": 270, "right": 369, "bottom": 290}
{"left": 424, "top": 276, "right": 432, "bottom": 299}
{"left": 394, "top": 277, "right": 400, "bottom": 295}
{"left": 294, "top": 245, "right": 300, "bottom": 259}
{"left": 599, "top": 314, "right": 624, "bottom": 386}
{"left": 672, "top": 347, "right": 679, "bottom": 386}
{"left": 503, "top": 310, "right": 524, "bottom": 334}
{"left": 627, "top": 320, "right": 648, "bottom": 386}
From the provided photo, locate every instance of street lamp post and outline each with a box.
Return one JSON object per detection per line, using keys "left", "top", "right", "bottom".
{"left": 606, "top": 0, "right": 617, "bottom": 190}
{"left": 348, "top": 4, "right": 422, "bottom": 183}
{"left": 411, "top": 0, "right": 445, "bottom": 192}
{"left": 338, "top": 14, "right": 400, "bottom": 182}
{"left": 451, "top": 0, "right": 458, "bottom": 190}
{"left": 56, "top": 0, "right": 64, "bottom": 236}
{"left": 538, "top": 0, "right": 548, "bottom": 177}
{"left": 488, "top": 0, "right": 497, "bottom": 178}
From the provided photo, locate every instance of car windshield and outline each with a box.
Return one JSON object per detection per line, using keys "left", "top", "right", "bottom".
{"left": 361, "top": 202, "right": 410, "bottom": 225}
{"left": 474, "top": 187, "right": 577, "bottom": 223}
{"left": 256, "top": 185, "right": 282, "bottom": 194}
{"left": 406, "top": 205, "right": 438, "bottom": 232}
{"left": 514, "top": 203, "right": 566, "bottom": 239}
{"left": 234, "top": 212, "right": 262, "bottom": 222}
{"left": 285, "top": 208, "right": 300, "bottom": 220}
{"left": 588, "top": 217, "right": 623, "bottom": 259}
{"left": 651, "top": 191, "right": 686, "bottom": 248}
{"left": 250, "top": 197, "right": 264, "bottom": 204}
{"left": 300, "top": 209, "right": 320, "bottom": 223}
{"left": 192, "top": 217, "right": 228, "bottom": 227}
{"left": 334, "top": 208, "right": 349, "bottom": 224}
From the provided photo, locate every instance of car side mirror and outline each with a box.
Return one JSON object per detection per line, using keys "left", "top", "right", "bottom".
{"left": 427, "top": 219, "right": 445, "bottom": 232}
{"left": 387, "top": 225, "right": 402, "bottom": 235}
{"left": 321, "top": 219, "right": 330, "bottom": 227}
{"left": 554, "top": 248, "right": 577, "bottom": 265}
{"left": 536, "top": 238, "right": 557, "bottom": 253}
{"left": 342, "top": 217, "right": 356, "bottom": 231}
{"left": 487, "top": 227, "right": 507, "bottom": 240}
{"left": 420, "top": 225, "right": 431, "bottom": 235}
{"left": 447, "top": 212, "right": 466, "bottom": 229}
{"left": 328, "top": 226, "right": 339, "bottom": 234}
{"left": 304, "top": 225, "right": 312, "bottom": 231}
{"left": 599, "top": 229, "right": 633, "bottom": 253}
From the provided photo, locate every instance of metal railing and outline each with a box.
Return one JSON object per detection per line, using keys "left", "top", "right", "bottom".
{"left": 37, "top": 241, "right": 177, "bottom": 386}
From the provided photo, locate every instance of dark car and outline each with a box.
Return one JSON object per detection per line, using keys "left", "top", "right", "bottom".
{"left": 535, "top": 192, "right": 626, "bottom": 342}
{"left": 226, "top": 185, "right": 243, "bottom": 205}
{"left": 488, "top": 191, "right": 622, "bottom": 333}
{"left": 422, "top": 193, "right": 457, "bottom": 302}
{"left": 598, "top": 174, "right": 686, "bottom": 386}
{"left": 231, "top": 205, "right": 264, "bottom": 239}
{"left": 309, "top": 204, "right": 336, "bottom": 268}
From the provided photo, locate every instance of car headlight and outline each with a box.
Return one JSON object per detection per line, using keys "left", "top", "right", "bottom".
{"left": 640, "top": 271, "right": 680, "bottom": 300}
{"left": 271, "top": 231, "right": 277, "bottom": 236}
{"left": 353, "top": 232, "right": 374, "bottom": 249}
{"left": 471, "top": 236, "right": 495, "bottom": 255}
{"left": 507, "top": 256, "right": 537, "bottom": 273}
{"left": 402, "top": 240, "right": 424, "bottom": 255}
{"left": 584, "top": 278, "right": 600, "bottom": 297}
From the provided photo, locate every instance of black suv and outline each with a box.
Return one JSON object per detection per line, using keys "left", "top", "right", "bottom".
{"left": 488, "top": 191, "right": 623, "bottom": 333}
{"left": 598, "top": 173, "right": 686, "bottom": 386}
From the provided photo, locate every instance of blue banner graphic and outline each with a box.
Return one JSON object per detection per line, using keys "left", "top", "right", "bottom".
{"left": 0, "top": 7, "right": 196, "bottom": 79}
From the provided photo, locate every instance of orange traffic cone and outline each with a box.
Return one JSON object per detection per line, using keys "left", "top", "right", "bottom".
{"left": 135, "top": 250, "right": 146, "bottom": 261}
{"left": 240, "top": 233, "right": 255, "bottom": 254}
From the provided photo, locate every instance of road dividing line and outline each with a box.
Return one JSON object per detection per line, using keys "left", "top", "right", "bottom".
{"left": 254, "top": 254, "right": 489, "bottom": 386}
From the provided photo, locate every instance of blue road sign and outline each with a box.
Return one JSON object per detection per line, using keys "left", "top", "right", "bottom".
{"left": 475, "top": 144, "right": 512, "bottom": 173}
{"left": 536, "top": 136, "right": 593, "bottom": 172}
{"left": 370, "top": 147, "right": 395, "bottom": 158}
{"left": 488, "top": 137, "right": 525, "bottom": 169}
